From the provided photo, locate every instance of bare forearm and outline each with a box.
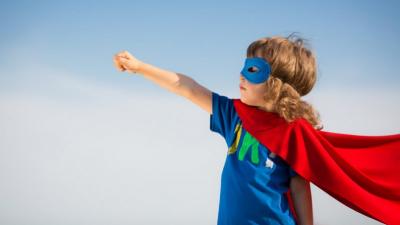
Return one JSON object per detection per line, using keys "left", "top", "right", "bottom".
{"left": 137, "top": 62, "right": 192, "bottom": 97}
{"left": 113, "top": 51, "right": 212, "bottom": 113}
{"left": 290, "top": 178, "right": 314, "bottom": 225}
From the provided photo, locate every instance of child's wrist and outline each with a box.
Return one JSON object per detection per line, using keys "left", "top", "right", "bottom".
{"left": 127, "top": 61, "right": 145, "bottom": 75}
{"left": 134, "top": 61, "right": 146, "bottom": 74}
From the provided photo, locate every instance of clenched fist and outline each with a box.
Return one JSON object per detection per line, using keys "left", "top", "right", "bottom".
{"left": 113, "top": 50, "right": 143, "bottom": 74}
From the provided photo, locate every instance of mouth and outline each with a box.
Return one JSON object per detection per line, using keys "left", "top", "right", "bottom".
{"left": 240, "top": 85, "right": 246, "bottom": 90}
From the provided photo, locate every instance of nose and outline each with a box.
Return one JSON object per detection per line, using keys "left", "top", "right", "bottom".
{"left": 240, "top": 74, "right": 248, "bottom": 84}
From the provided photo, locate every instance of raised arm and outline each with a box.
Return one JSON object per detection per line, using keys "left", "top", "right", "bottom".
{"left": 113, "top": 50, "right": 212, "bottom": 114}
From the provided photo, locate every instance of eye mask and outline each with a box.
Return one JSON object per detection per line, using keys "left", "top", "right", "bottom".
{"left": 240, "top": 57, "right": 271, "bottom": 84}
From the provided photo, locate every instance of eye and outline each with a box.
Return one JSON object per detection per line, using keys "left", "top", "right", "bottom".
{"left": 248, "top": 66, "right": 259, "bottom": 73}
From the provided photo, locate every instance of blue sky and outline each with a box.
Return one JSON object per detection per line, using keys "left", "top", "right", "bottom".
{"left": 0, "top": 1, "right": 399, "bottom": 224}
{"left": 1, "top": 0, "right": 400, "bottom": 96}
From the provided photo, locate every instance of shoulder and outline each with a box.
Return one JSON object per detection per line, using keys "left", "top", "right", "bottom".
{"left": 209, "top": 91, "right": 241, "bottom": 146}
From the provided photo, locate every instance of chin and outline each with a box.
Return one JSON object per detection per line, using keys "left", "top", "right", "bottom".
{"left": 241, "top": 96, "right": 261, "bottom": 108}
{"left": 239, "top": 95, "right": 246, "bottom": 103}
{"left": 240, "top": 96, "right": 252, "bottom": 106}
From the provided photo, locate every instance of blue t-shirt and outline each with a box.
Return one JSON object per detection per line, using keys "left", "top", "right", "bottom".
{"left": 210, "top": 92, "right": 298, "bottom": 225}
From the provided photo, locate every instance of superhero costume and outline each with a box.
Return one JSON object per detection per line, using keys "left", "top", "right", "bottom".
{"left": 232, "top": 100, "right": 400, "bottom": 224}
{"left": 234, "top": 57, "right": 400, "bottom": 224}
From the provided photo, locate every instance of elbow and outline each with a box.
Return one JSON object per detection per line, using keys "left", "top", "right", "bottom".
{"left": 174, "top": 73, "right": 195, "bottom": 97}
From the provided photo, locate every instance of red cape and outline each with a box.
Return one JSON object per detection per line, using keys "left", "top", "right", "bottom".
{"left": 233, "top": 99, "right": 400, "bottom": 225}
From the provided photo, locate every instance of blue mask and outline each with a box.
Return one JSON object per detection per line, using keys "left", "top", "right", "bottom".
{"left": 240, "top": 57, "right": 271, "bottom": 84}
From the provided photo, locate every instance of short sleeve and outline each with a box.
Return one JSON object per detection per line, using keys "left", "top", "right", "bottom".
{"left": 210, "top": 92, "right": 240, "bottom": 146}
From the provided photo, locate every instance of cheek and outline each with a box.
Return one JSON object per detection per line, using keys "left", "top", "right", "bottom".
{"left": 247, "top": 87, "right": 266, "bottom": 104}
{"left": 241, "top": 90, "right": 259, "bottom": 105}
{"left": 240, "top": 82, "right": 267, "bottom": 104}
{"left": 254, "top": 85, "right": 267, "bottom": 98}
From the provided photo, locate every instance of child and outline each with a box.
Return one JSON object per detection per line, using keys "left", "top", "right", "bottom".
{"left": 113, "top": 34, "right": 400, "bottom": 225}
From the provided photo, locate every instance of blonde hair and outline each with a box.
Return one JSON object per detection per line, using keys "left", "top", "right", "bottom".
{"left": 246, "top": 33, "right": 322, "bottom": 128}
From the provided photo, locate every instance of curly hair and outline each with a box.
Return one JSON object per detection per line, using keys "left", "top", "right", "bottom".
{"left": 246, "top": 33, "right": 322, "bottom": 129}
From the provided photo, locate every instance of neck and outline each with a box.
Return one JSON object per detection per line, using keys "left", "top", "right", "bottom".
{"left": 256, "top": 104, "right": 277, "bottom": 113}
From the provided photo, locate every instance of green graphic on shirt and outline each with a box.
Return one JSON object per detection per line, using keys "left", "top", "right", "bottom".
{"left": 238, "top": 132, "right": 260, "bottom": 164}
{"left": 228, "top": 122, "right": 260, "bottom": 165}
